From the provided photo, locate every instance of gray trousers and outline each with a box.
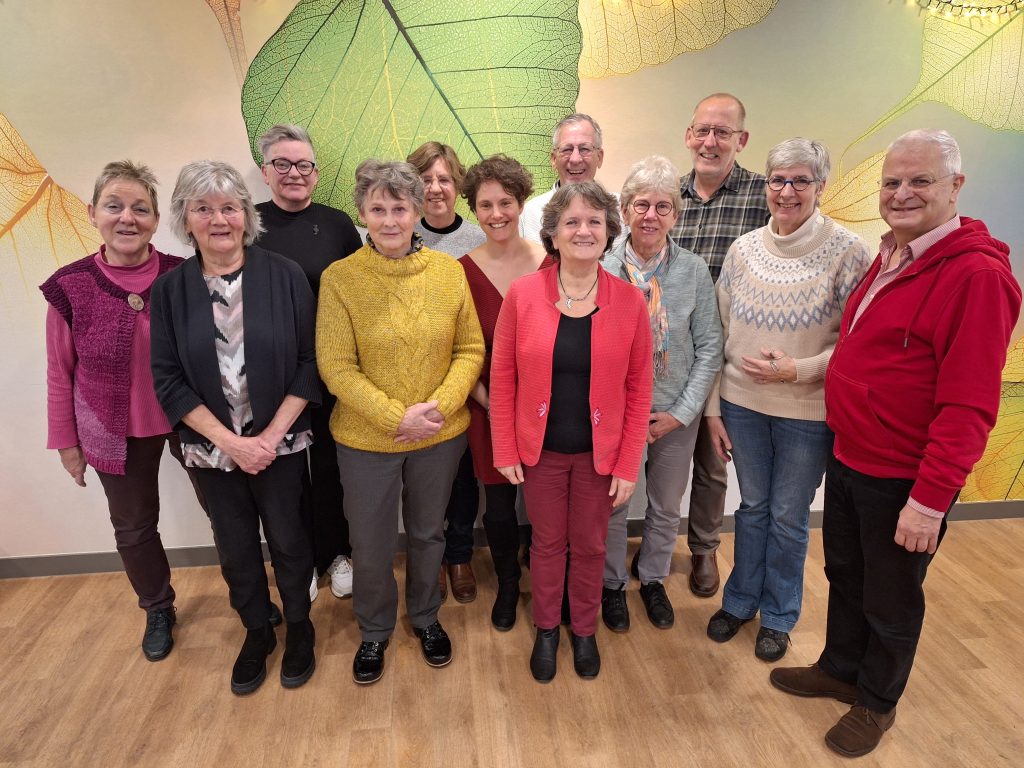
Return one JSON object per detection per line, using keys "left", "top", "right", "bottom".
{"left": 337, "top": 434, "right": 466, "bottom": 642}
{"left": 686, "top": 416, "right": 728, "bottom": 554}
{"left": 604, "top": 418, "right": 701, "bottom": 587}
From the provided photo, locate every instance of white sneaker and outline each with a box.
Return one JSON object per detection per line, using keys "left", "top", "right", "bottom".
{"left": 328, "top": 555, "right": 353, "bottom": 598}
{"left": 309, "top": 571, "right": 319, "bottom": 603}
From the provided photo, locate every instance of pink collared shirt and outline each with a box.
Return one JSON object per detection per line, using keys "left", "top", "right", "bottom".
{"left": 852, "top": 216, "right": 961, "bottom": 518}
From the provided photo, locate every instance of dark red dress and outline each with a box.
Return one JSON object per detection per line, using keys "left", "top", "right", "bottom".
{"left": 458, "top": 254, "right": 553, "bottom": 484}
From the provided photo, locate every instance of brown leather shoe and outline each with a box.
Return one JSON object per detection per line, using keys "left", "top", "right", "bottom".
{"left": 688, "top": 553, "right": 720, "bottom": 597}
{"left": 438, "top": 565, "right": 448, "bottom": 603}
{"left": 825, "top": 705, "right": 896, "bottom": 757}
{"left": 448, "top": 562, "right": 477, "bottom": 603}
{"left": 770, "top": 663, "right": 857, "bottom": 704}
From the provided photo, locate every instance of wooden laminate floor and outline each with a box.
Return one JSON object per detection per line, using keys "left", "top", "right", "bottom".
{"left": 1, "top": 519, "right": 1022, "bottom": 768}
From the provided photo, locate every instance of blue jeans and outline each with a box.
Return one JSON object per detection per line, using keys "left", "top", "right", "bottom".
{"left": 720, "top": 400, "right": 833, "bottom": 632}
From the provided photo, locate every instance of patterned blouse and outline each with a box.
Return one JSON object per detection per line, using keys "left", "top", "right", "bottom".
{"left": 183, "top": 266, "right": 312, "bottom": 470}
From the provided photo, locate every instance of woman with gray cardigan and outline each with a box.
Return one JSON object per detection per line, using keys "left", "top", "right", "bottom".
{"left": 601, "top": 156, "right": 722, "bottom": 631}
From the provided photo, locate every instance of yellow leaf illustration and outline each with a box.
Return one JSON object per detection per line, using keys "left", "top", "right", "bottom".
{"left": 0, "top": 113, "right": 100, "bottom": 319}
{"left": 578, "top": 0, "right": 778, "bottom": 79}
{"left": 819, "top": 151, "right": 889, "bottom": 250}
{"left": 850, "top": 11, "right": 1024, "bottom": 150}
{"left": 206, "top": 0, "right": 248, "bottom": 86}
{"left": 962, "top": 337, "right": 1024, "bottom": 502}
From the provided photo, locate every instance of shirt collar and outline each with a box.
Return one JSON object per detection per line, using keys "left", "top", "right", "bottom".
{"left": 682, "top": 163, "right": 743, "bottom": 201}
{"left": 879, "top": 215, "right": 961, "bottom": 266}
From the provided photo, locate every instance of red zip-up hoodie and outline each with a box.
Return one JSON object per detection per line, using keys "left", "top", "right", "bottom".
{"left": 825, "top": 217, "right": 1021, "bottom": 512}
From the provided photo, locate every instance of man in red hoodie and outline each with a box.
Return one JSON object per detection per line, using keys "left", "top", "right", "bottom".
{"left": 769, "top": 130, "right": 1021, "bottom": 758}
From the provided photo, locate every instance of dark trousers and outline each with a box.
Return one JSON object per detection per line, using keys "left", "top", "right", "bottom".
{"left": 96, "top": 434, "right": 194, "bottom": 612}
{"left": 482, "top": 483, "right": 521, "bottom": 582}
{"left": 308, "top": 386, "right": 351, "bottom": 573}
{"left": 337, "top": 435, "right": 466, "bottom": 641}
{"left": 818, "top": 455, "right": 950, "bottom": 713}
{"left": 522, "top": 451, "right": 612, "bottom": 636}
{"left": 443, "top": 444, "right": 480, "bottom": 564}
{"left": 685, "top": 416, "right": 728, "bottom": 554}
{"left": 193, "top": 451, "right": 313, "bottom": 628}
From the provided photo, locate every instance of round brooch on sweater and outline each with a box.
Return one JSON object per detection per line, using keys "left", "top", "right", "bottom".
{"left": 127, "top": 293, "right": 144, "bottom": 311}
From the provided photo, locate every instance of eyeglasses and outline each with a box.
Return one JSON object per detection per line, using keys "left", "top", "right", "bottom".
{"left": 630, "top": 199, "right": 675, "bottom": 217}
{"left": 189, "top": 205, "right": 244, "bottom": 220}
{"left": 555, "top": 143, "right": 598, "bottom": 159}
{"left": 689, "top": 124, "right": 743, "bottom": 141}
{"left": 766, "top": 176, "right": 817, "bottom": 192}
{"left": 878, "top": 173, "right": 954, "bottom": 193}
{"left": 266, "top": 158, "right": 316, "bottom": 176}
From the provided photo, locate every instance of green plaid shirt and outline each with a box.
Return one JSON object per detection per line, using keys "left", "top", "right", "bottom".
{"left": 670, "top": 163, "right": 770, "bottom": 283}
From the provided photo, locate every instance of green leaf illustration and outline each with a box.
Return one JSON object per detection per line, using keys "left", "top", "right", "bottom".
{"left": 242, "top": 0, "right": 582, "bottom": 219}
{"left": 846, "top": 11, "right": 1024, "bottom": 156}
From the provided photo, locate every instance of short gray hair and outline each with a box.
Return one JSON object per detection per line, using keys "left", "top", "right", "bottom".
{"left": 539, "top": 181, "right": 621, "bottom": 260}
{"left": 620, "top": 155, "right": 683, "bottom": 213}
{"left": 169, "top": 160, "right": 264, "bottom": 248}
{"left": 353, "top": 159, "right": 425, "bottom": 213}
{"left": 91, "top": 160, "right": 159, "bottom": 211}
{"left": 552, "top": 113, "right": 603, "bottom": 150}
{"left": 887, "top": 129, "right": 962, "bottom": 175}
{"left": 257, "top": 124, "right": 315, "bottom": 163}
{"left": 766, "top": 138, "right": 831, "bottom": 182}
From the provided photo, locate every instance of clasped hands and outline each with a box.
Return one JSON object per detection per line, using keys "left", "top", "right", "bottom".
{"left": 395, "top": 400, "right": 445, "bottom": 443}
{"left": 741, "top": 347, "right": 796, "bottom": 385}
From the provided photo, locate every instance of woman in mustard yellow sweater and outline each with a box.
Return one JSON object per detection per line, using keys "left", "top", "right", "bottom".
{"left": 317, "top": 159, "right": 484, "bottom": 686}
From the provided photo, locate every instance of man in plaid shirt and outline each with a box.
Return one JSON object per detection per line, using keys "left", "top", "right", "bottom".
{"left": 670, "top": 93, "right": 770, "bottom": 597}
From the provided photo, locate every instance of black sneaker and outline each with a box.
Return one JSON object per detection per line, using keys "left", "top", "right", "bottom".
{"left": 755, "top": 626, "right": 791, "bottom": 662}
{"left": 601, "top": 587, "right": 630, "bottom": 633}
{"left": 142, "top": 607, "right": 176, "bottom": 661}
{"left": 231, "top": 624, "right": 277, "bottom": 695}
{"left": 639, "top": 581, "right": 674, "bottom": 629}
{"left": 413, "top": 621, "right": 452, "bottom": 667}
{"left": 281, "top": 618, "right": 316, "bottom": 688}
{"left": 706, "top": 608, "right": 750, "bottom": 643}
{"left": 353, "top": 639, "right": 389, "bottom": 685}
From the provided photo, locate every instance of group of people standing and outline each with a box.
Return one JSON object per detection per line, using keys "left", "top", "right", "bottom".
{"left": 42, "top": 91, "right": 1019, "bottom": 759}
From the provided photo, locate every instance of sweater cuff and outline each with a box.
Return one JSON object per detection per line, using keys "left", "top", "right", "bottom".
{"left": 793, "top": 356, "right": 826, "bottom": 383}
{"left": 907, "top": 496, "right": 947, "bottom": 519}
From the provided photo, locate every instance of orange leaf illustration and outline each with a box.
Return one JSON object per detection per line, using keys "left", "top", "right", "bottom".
{"left": 0, "top": 113, "right": 101, "bottom": 322}
{"left": 820, "top": 151, "right": 889, "bottom": 250}
{"left": 206, "top": 0, "right": 248, "bottom": 86}
{"left": 961, "top": 336, "right": 1024, "bottom": 502}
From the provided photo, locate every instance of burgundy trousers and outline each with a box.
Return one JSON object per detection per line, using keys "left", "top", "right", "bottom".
{"left": 522, "top": 450, "right": 613, "bottom": 635}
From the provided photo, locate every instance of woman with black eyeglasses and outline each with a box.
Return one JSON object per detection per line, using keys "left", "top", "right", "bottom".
{"left": 703, "top": 138, "right": 871, "bottom": 661}
{"left": 600, "top": 156, "right": 722, "bottom": 634}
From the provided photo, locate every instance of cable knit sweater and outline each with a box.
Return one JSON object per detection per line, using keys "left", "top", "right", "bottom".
{"left": 706, "top": 213, "right": 871, "bottom": 421}
{"left": 316, "top": 244, "right": 484, "bottom": 452}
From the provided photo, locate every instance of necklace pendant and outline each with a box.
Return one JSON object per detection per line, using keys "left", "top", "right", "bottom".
{"left": 565, "top": 297, "right": 573, "bottom": 309}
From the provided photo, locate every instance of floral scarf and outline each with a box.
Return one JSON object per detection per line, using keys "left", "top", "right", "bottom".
{"left": 624, "top": 238, "right": 670, "bottom": 378}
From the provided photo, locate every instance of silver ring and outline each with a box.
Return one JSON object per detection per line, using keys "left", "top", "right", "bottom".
{"left": 769, "top": 360, "right": 780, "bottom": 374}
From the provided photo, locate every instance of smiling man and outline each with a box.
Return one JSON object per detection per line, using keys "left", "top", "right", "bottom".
{"left": 520, "top": 113, "right": 606, "bottom": 243}
{"left": 671, "top": 93, "right": 770, "bottom": 599}
{"left": 770, "top": 129, "right": 1020, "bottom": 757}
{"left": 255, "top": 124, "right": 362, "bottom": 604}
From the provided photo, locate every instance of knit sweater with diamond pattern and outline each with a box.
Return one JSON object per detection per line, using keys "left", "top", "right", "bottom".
{"left": 705, "top": 213, "right": 871, "bottom": 421}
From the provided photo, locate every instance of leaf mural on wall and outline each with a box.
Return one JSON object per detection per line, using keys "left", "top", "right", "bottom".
{"left": 819, "top": 151, "right": 890, "bottom": 249}
{"left": 848, "top": 11, "right": 1024, "bottom": 152}
{"left": 962, "top": 336, "right": 1024, "bottom": 501}
{"left": 0, "top": 113, "right": 101, "bottom": 316}
{"left": 577, "top": 0, "right": 778, "bottom": 78}
{"left": 242, "top": 0, "right": 581, "bottom": 219}
{"left": 206, "top": 0, "right": 249, "bottom": 86}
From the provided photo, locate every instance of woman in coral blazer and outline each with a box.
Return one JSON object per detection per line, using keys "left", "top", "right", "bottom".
{"left": 489, "top": 181, "right": 652, "bottom": 683}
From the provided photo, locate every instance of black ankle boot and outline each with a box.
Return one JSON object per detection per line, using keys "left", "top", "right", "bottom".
{"left": 530, "top": 627, "right": 560, "bottom": 682}
{"left": 571, "top": 633, "right": 601, "bottom": 679}
{"left": 281, "top": 618, "right": 316, "bottom": 688}
{"left": 231, "top": 623, "right": 276, "bottom": 695}
{"left": 491, "top": 581, "right": 520, "bottom": 631}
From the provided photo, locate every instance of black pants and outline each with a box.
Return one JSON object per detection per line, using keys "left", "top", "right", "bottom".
{"left": 96, "top": 434, "right": 196, "bottom": 612}
{"left": 194, "top": 451, "right": 313, "bottom": 628}
{"left": 309, "top": 385, "right": 351, "bottom": 573}
{"left": 818, "top": 455, "right": 949, "bottom": 712}
{"left": 443, "top": 444, "right": 480, "bottom": 564}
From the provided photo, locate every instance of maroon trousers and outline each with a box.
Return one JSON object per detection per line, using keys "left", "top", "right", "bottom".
{"left": 522, "top": 450, "right": 613, "bottom": 635}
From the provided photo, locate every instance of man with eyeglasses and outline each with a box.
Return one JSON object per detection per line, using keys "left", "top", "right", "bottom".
{"left": 671, "top": 93, "right": 770, "bottom": 598}
{"left": 771, "top": 129, "right": 1020, "bottom": 757}
{"left": 255, "top": 124, "right": 362, "bottom": 604}
{"left": 520, "top": 113, "right": 608, "bottom": 243}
